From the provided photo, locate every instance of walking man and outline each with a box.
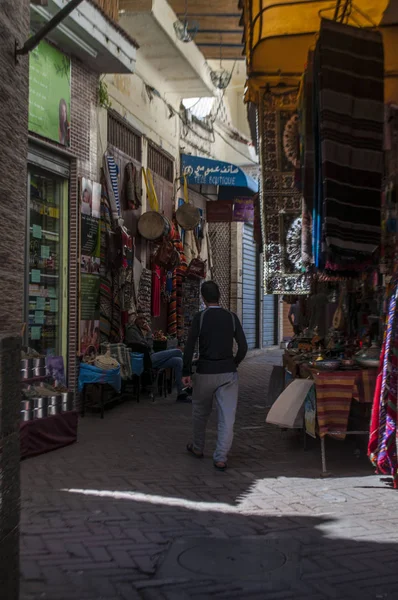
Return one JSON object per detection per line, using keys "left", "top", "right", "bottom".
{"left": 182, "top": 281, "right": 248, "bottom": 470}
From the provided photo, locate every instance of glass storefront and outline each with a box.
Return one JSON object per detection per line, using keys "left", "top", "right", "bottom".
{"left": 25, "top": 165, "right": 69, "bottom": 364}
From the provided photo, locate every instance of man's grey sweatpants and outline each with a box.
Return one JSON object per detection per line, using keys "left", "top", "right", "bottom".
{"left": 192, "top": 372, "right": 239, "bottom": 463}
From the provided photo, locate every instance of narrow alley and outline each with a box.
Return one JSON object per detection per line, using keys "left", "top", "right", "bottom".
{"left": 20, "top": 353, "right": 398, "bottom": 600}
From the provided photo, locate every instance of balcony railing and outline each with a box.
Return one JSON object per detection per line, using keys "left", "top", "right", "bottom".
{"left": 94, "top": 0, "right": 119, "bottom": 21}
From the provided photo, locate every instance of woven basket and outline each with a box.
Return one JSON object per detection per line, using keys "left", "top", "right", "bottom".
{"left": 94, "top": 349, "right": 119, "bottom": 371}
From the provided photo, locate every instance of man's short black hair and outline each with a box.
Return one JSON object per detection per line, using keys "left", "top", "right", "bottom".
{"left": 201, "top": 281, "right": 220, "bottom": 303}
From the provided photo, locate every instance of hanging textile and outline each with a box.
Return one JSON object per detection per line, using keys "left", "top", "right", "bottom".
{"left": 104, "top": 152, "right": 121, "bottom": 219}
{"left": 314, "top": 19, "right": 384, "bottom": 270}
{"left": 167, "top": 222, "right": 187, "bottom": 340}
{"left": 184, "top": 229, "right": 197, "bottom": 266}
{"left": 299, "top": 49, "right": 314, "bottom": 267}
{"left": 368, "top": 275, "right": 398, "bottom": 488}
{"left": 124, "top": 162, "right": 142, "bottom": 211}
{"left": 136, "top": 268, "right": 152, "bottom": 326}
{"left": 261, "top": 90, "right": 310, "bottom": 294}
{"left": 119, "top": 227, "right": 135, "bottom": 334}
{"left": 151, "top": 265, "right": 161, "bottom": 318}
{"left": 99, "top": 177, "right": 122, "bottom": 344}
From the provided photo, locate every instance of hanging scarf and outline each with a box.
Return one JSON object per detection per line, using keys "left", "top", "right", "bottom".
{"left": 167, "top": 221, "right": 187, "bottom": 340}
{"left": 368, "top": 275, "right": 398, "bottom": 487}
{"left": 99, "top": 176, "right": 122, "bottom": 343}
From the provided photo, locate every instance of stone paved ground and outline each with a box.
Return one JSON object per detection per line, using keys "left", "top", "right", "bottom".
{"left": 20, "top": 352, "right": 398, "bottom": 600}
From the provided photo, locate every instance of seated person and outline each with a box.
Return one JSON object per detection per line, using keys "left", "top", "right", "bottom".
{"left": 125, "top": 316, "right": 191, "bottom": 403}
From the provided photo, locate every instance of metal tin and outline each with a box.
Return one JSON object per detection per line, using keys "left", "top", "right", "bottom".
{"left": 32, "top": 367, "right": 46, "bottom": 378}
{"left": 33, "top": 397, "right": 48, "bottom": 409}
{"left": 21, "top": 358, "right": 32, "bottom": 370}
{"left": 21, "top": 399, "right": 33, "bottom": 411}
{"left": 21, "top": 369, "right": 32, "bottom": 380}
{"left": 61, "top": 392, "right": 74, "bottom": 412}
{"left": 21, "top": 410, "right": 33, "bottom": 422}
{"left": 33, "top": 358, "right": 46, "bottom": 368}
{"left": 48, "top": 395, "right": 62, "bottom": 408}
{"left": 47, "top": 404, "right": 60, "bottom": 416}
{"left": 33, "top": 406, "right": 48, "bottom": 419}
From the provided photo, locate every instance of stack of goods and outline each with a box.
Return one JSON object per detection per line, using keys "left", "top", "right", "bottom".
{"left": 20, "top": 352, "right": 73, "bottom": 422}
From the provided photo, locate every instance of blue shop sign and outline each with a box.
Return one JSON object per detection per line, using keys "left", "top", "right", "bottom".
{"left": 181, "top": 154, "right": 258, "bottom": 193}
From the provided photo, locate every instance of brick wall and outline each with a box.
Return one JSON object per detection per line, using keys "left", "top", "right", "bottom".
{"left": 0, "top": 1, "right": 29, "bottom": 336}
{"left": 0, "top": 2, "right": 30, "bottom": 597}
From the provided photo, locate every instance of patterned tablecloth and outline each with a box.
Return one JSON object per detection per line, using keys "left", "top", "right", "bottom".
{"left": 311, "top": 369, "right": 377, "bottom": 439}
{"left": 295, "top": 362, "right": 377, "bottom": 439}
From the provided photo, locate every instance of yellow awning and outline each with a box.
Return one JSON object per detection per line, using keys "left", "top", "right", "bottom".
{"left": 240, "top": 0, "right": 398, "bottom": 103}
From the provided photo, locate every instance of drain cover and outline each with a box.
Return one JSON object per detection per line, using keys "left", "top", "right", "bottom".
{"left": 178, "top": 539, "right": 286, "bottom": 577}
{"left": 157, "top": 536, "right": 300, "bottom": 582}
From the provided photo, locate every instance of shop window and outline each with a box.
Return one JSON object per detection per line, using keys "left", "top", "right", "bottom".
{"left": 26, "top": 168, "right": 69, "bottom": 362}
{"left": 148, "top": 142, "right": 174, "bottom": 183}
{"left": 108, "top": 110, "right": 142, "bottom": 163}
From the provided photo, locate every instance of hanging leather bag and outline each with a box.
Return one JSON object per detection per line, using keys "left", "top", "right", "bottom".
{"left": 186, "top": 229, "right": 206, "bottom": 279}
{"left": 186, "top": 256, "right": 207, "bottom": 279}
{"left": 153, "top": 238, "right": 180, "bottom": 271}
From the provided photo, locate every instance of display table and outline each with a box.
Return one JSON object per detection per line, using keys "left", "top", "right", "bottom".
{"left": 299, "top": 364, "right": 377, "bottom": 437}
{"left": 282, "top": 352, "right": 377, "bottom": 475}
{"left": 20, "top": 411, "right": 78, "bottom": 459}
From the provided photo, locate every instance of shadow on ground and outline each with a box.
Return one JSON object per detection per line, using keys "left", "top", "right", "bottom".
{"left": 20, "top": 353, "right": 398, "bottom": 600}
{"left": 20, "top": 487, "right": 398, "bottom": 600}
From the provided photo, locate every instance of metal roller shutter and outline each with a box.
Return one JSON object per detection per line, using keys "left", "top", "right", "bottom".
{"left": 242, "top": 223, "right": 258, "bottom": 350}
{"left": 263, "top": 294, "right": 276, "bottom": 347}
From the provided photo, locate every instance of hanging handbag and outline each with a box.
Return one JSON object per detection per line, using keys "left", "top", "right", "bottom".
{"left": 186, "top": 257, "right": 207, "bottom": 279}
{"left": 175, "top": 174, "right": 201, "bottom": 230}
{"left": 153, "top": 238, "right": 180, "bottom": 271}
{"left": 186, "top": 229, "right": 206, "bottom": 279}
